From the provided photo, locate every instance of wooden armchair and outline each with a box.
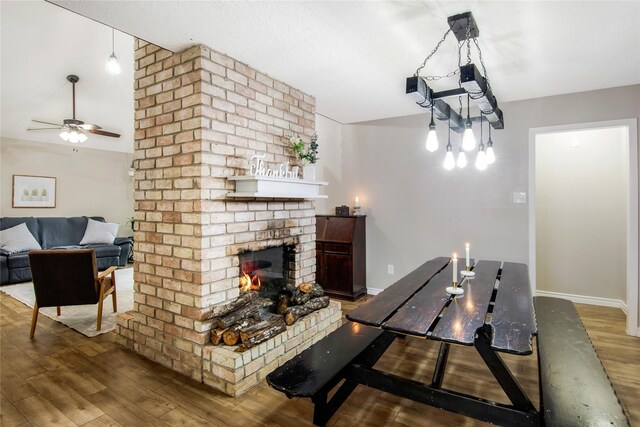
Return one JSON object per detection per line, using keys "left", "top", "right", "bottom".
{"left": 28, "top": 249, "right": 117, "bottom": 337}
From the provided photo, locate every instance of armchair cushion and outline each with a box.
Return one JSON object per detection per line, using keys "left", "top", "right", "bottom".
{"left": 0, "top": 223, "right": 42, "bottom": 254}
{"left": 79, "top": 219, "right": 119, "bottom": 245}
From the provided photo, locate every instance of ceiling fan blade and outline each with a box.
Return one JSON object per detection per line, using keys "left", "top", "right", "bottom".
{"left": 32, "top": 119, "right": 62, "bottom": 126}
{"left": 78, "top": 123, "right": 102, "bottom": 130}
{"left": 27, "top": 127, "right": 63, "bottom": 131}
{"left": 88, "top": 129, "right": 120, "bottom": 138}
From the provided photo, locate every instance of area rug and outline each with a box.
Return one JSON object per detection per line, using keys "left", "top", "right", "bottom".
{"left": 0, "top": 267, "right": 133, "bottom": 337}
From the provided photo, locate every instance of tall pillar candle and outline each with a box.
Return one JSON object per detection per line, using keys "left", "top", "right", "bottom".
{"left": 452, "top": 254, "right": 457, "bottom": 284}
{"left": 465, "top": 243, "right": 470, "bottom": 268}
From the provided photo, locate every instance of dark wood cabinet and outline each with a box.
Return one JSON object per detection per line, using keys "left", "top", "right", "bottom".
{"left": 316, "top": 215, "right": 366, "bottom": 301}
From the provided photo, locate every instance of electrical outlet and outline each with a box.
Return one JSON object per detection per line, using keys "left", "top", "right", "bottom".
{"left": 387, "top": 264, "right": 394, "bottom": 275}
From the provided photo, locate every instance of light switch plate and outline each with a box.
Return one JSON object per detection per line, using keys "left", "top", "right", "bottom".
{"left": 513, "top": 192, "right": 527, "bottom": 204}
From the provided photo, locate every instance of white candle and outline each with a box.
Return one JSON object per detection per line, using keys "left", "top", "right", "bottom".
{"left": 355, "top": 196, "right": 360, "bottom": 207}
{"left": 465, "top": 243, "right": 470, "bottom": 268}
{"left": 452, "top": 253, "right": 457, "bottom": 284}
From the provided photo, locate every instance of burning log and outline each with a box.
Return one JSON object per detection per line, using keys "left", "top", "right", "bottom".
{"left": 240, "top": 316, "right": 287, "bottom": 349}
{"left": 216, "top": 298, "right": 273, "bottom": 329}
{"left": 201, "top": 291, "right": 258, "bottom": 320}
{"left": 285, "top": 296, "right": 330, "bottom": 326}
{"left": 291, "top": 283, "right": 324, "bottom": 305}
{"left": 277, "top": 292, "right": 292, "bottom": 315}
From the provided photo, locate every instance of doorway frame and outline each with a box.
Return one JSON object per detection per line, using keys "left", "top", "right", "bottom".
{"left": 528, "top": 118, "right": 638, "bottom": 336}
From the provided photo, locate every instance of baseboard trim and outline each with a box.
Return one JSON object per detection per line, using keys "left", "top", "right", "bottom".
{"left": 367, "top": 287, "right": 383, "bottom": 296}
{"left": 535, "top": 290, "right": 627, "bottom": 312}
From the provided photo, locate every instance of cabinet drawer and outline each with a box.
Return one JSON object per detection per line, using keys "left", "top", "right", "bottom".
{"left": 323, "top": 243, "right": 351, "bottom": 254}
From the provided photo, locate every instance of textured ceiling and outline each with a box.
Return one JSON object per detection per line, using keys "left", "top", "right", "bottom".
{"left": 2, "top": 1, "right": 639, "bottom": 153}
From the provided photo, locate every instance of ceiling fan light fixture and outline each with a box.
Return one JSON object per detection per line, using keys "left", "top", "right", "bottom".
{"left": 68, "top": 131, "right": 80, "bottom": 143}
{"left": 59, "top": 131, "right": 70, "bottom": 141}
{"left": 106, "top": 28, "right": 121, "bottom": 75}
{"left": 78, "top": 133, "right": 88, "bottom": 143}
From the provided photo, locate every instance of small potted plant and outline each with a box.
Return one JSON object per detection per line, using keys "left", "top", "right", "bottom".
{"left": 290, "top": 134, "right": 319, "bottom": 180}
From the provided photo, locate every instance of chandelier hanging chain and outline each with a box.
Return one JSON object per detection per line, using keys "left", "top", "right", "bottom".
{"left": 415, "top": 28, "right": 453, "bottom": 77}
{"left": 466, "top": 24, "right": 473, "bottom": 65}
{"left": 473, "top": 38, "right": 492, "bottom": 93}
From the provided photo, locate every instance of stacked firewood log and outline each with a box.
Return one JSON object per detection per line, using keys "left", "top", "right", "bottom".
{"left": 204, "top": 282, "right": 329, "bottom": 350}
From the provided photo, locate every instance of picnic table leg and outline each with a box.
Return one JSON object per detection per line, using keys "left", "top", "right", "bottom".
{"left": 311, "top": 331, "right": 396, "bottom": 426}
{"left": 431, "top": 342, "right": 451, "bottom": 388}
{"left": 474, "top": 325, "right": 536, "bottom": 411}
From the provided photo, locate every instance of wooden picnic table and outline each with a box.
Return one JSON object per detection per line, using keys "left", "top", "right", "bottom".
{"left": 345, "top": 256, "right": 538, "bottom": 425}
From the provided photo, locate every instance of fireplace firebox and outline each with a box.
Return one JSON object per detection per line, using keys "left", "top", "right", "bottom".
{"left": 238, "top": 246, "right": 294, "bottom": 302}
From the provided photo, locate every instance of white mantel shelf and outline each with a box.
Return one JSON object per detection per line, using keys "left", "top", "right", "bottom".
{"left": 227, "top": 176, "right": 328, "bottom": 199}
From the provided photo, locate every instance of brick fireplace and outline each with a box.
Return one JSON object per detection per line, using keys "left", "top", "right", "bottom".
{"left": 116, "top": 40, "right": 341, "bottom": 396}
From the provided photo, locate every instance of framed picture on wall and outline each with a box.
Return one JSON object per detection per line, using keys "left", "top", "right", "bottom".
{"left": 12, "top": 175, "right": 57, "bottom": 208}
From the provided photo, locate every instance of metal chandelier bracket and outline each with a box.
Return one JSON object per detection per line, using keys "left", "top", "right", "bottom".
{"left": 406, "top": 12, "right": 504, "bottom": 132}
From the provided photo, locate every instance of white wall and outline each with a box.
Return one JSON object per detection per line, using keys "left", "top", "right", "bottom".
{"left": 1, "top": 137, "right": 134, "bottom": 235}
{"left": 535, "top": 127, "right": 628, "bottom": 301}
{"left": 319, "top": 85, "right": 639, "bottom": 305}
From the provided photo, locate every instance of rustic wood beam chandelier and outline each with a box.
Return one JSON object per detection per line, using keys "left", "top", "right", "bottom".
{"left": 406, "top": 12, "right": 502, "bottom": 170}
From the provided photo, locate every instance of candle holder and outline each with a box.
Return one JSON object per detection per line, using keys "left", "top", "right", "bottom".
{"left": 446, "top": 281, "right": 464, "bottom": 295}
{"left": 460, "top": 266, "right": 475, "bottom": 277}
{"left": 352, "top": 205, "right": 361, "bottom": 216}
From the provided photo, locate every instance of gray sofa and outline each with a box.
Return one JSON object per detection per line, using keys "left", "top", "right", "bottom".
{"left": 0, "top": 216, "right": 132, "bottom": 285}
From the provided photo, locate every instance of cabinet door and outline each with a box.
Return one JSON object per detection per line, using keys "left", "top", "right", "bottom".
{"left": 324, "top": 253, "right": 353, "bottom": 295}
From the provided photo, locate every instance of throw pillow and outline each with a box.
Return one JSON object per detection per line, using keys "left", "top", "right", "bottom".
{"left": 79, "top": 218, "right": 120, "bottom": 245}
{"left": 0, "top": 223, "right": 42, "bottom": 254}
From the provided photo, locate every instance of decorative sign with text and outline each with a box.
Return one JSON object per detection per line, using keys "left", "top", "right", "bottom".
{"left": 249, "top": 154, "right": 300, "bottom": 179}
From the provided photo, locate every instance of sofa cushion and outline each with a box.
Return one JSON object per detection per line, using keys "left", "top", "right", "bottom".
{"left": 7, "top": 252, "right": 30, "bottom": 269}
{"left": 0, "top": 223, "right": 42, "bottom": 254}
{"left": 86, "top": 244, "right": 121, "bottom": 258}
{"left": 0, "top": 217, "right": 39, "bottom": 241}
{"left": 37, "top": 216, "right": 105, "bottom": 248}
{"left": 79, "top": 219, "right": 119, "bottom": 245}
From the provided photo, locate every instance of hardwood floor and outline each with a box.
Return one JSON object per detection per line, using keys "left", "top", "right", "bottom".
{"left": 1, "top": 292, "right": 638, "bottom": 426}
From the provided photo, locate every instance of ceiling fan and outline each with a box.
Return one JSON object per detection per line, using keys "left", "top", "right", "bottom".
{"left": 28, "top": 74, "right": 121, "bottom": 143}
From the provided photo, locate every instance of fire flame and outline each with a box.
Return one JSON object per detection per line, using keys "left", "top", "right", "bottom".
{"left": 239, "top": 271, "right": 261, "bottom": 292}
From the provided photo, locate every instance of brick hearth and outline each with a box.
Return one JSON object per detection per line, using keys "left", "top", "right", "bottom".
{"left": 115, "top": 39, "right": 341, "bottom": 396}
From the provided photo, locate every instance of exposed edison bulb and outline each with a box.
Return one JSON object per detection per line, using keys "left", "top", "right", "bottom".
{"left": 444, "top": 149, "right": 455, "bottom": 170}
{"left": 426, "top": 125, "right": 438, "bottom": 152}
{"left": 59, "top": 131, "right": 70, "bottom": 141}
{"left": 68, "top": 131, "right": 80, "bottom": 143}
{"left": 106, "top": 53, "right": 121, "bottom": 75}
{"left": 462, "top": 123, "right": 476, "bottom": 151}
{"left": 457, "top": 150, "right": 467, "bottom": 168}
{"left": 78, "top": 133, "right": 88, "bottom": 143}
{"left": 486, "top": 145, "right": 495, "bottom": 164}
{"left": 475, "top": 149, "right": 487, "bottom": 171}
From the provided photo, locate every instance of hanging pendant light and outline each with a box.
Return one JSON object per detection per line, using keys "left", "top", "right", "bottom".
{"left": 475, "top": 114, "right": 487, "bottom": 170}
{"left": 462, "top": 94, "right": 476, "bottom": 151}
{"left": 457, "top": 131, "right": 467, "bottom": 168}
{"left": 485, "top": 122, "right": 495, "bottom": 164}
{"left": 425, "top": 103, "right": 438, "bottom": 152}
{"left": 456, "top": 148, "right": 467, "bottom": 168}
{"left": 443, "top": 118, "right": 455, "bottom": 170}
{"left": 106, "top": 28, "right": 121, "bottom": 75}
